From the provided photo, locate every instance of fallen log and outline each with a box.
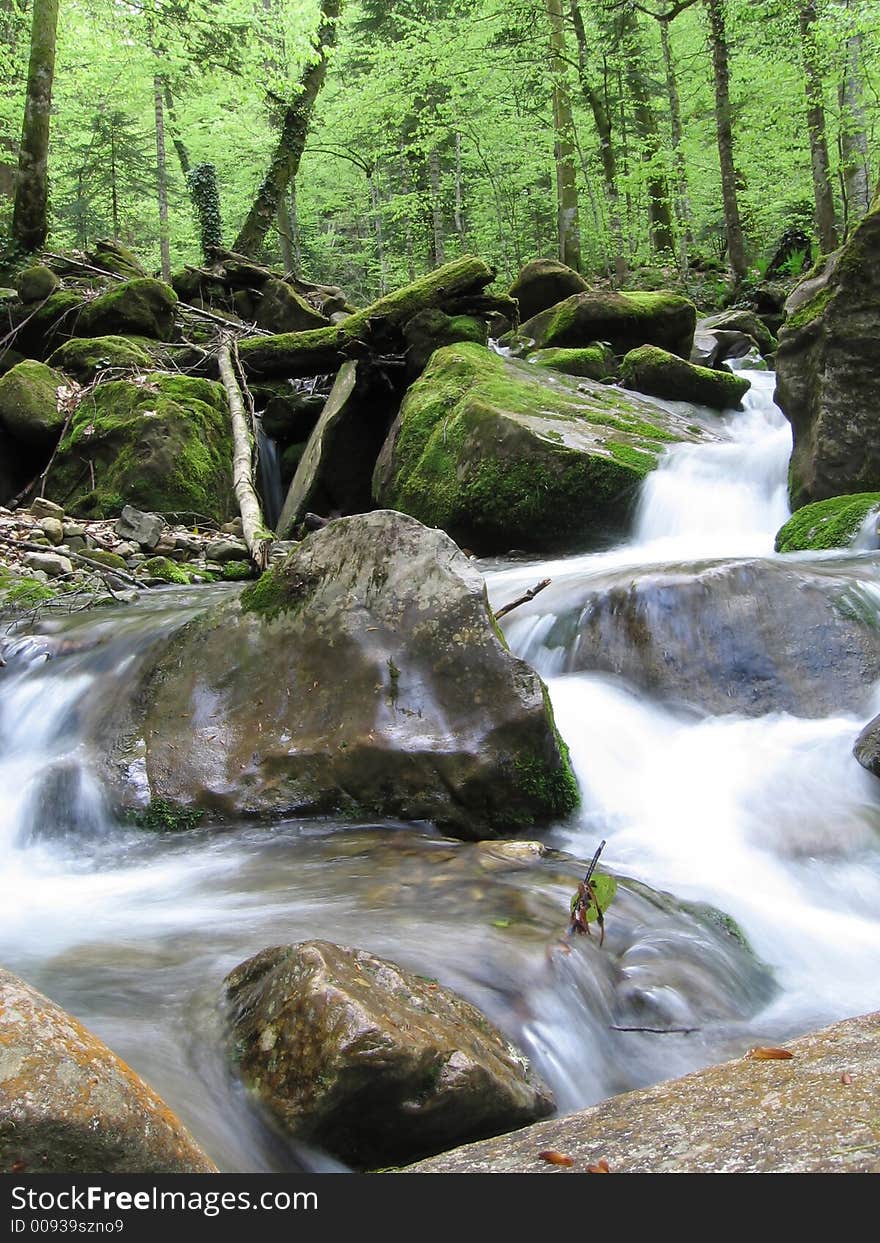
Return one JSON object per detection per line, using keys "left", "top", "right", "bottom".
{"left": 217, "top": 339, "right": 274, "bottom": 570}
{"left": 238, "top": 255, "right": 496, "bottom": 378}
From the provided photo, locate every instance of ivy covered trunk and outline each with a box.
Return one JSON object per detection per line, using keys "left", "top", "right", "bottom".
{"left": 11, "top": 0, "right": 60, "bottom": 253}
{"left": 233, "top": 0, "right": 341, "bottom": 258}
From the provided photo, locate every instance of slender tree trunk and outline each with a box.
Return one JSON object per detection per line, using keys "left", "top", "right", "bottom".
{"left": 660, "top": 19, "right": 693, "bottom": 272}
{"left": 153, "top": 77, "right": 172, "bottom": 281}
{"left": 799, "top": 1, "right": 839, "bottom": 252}
{"left": 428, "top": 146, "right": 445, "bottom": 267}
{"left": 569, "top": 1, "right": 625, "bottom": 280}
{"left": 368, "top": 168, "right": 387, "bottom": 294}
{"left": 837, "top": 4, "right": 870, "bottom": 233}
{"left": 454, "top": 131, "right": 466, "bottom": 247}
{"left": 110, "top": 127, "right": 119, "bottom": 241}
{"left": 277, "top": 193, "right": 296, "bottom": 273}
{"left": 288, "top": 181, "right": 302, "bottom": 273}
{"left": 547, "top": 0, "right": 582, "bottom": 271}
{"left": 621, "top": 14, "right": 675, "bottom": 257}
{"left": 234, "top": 0, "right": 340, "bottom": 257}
{"left": 705, "top": 0, "right": 747, "bottom": 282}
{"left": 11, "top": 0, "right": 60, "bottom": 252}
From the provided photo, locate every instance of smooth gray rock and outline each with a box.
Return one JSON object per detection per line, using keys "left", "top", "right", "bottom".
{"left": 115, "top": 505, "right": 165, "bottom": 549}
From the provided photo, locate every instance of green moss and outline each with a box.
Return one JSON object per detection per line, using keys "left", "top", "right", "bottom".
{"left": 221, "top": 560, "right": 255, "bottom": 581}
{"left": 0, "top": 568, "right": 57, "bottom": 610}
{"left": 79, "top": 548, "right": 128, "bottom": 571}
{"left": 240, "top": 560, "right": 314, "bottom": 620}
{"left": 0, "top": 360, "right": 67, "bottom": 446}
{"left": 609, "top": 442, "right": 658, "bottom": 472}
{"left": 79, "top": 278, "right": 178, "bottom": 340}
{"left": 48, "top": 335, "right": 154, "bottom": 381}
{"left": 135, "top": 799, "right": 204, "bottom": 833}
{"left": 621, "top": 345, "right": 750, "bottom": 410}
{"left": 142, "top": 556, "right": 193, "bottom": 584}
{"left": 526, "top": 345, "right": 618, "bottom": 381}
{"left": 775, "top": 492, "right": 880, "bottom": 552}
{"left": 784, "top": 286, "right": 834, "bottom": 332}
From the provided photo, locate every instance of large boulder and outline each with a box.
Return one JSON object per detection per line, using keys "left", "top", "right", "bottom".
{"left": 252, "top": 277, "right": 330, "bottom": 334}
{"left": 48, "top": 335, "right": 154, "bottom": 383}
{"left": 526, "top": 344, "right": 617, "bottom": 381}
{"left": 621, "top": 345, "right": 750, "bottom": 411}
{"left": 0, "top": 360, "right": 67, "bottom": 452}
{"left": 224, "top": 941, "right": 555, "bottom": 1168}
{"left": 518, "top": 290, "right": 696, "bottom": 358}
{"left": 775, "top": 493, "right": 880, "bottom": 552}
{"left": 108, "top": 510, "right": 578, "bottom": 838}
{"left": 506, "top": 556, "right": 880, "bottom": 718}
{"left": 507, "top": 258, "right": 588, "bottom": 322}
{"left": 0, "top": 967, "right": 216, "bottom": 1173}
{"left": 699, "top": 309, "right": 777, "bottom": 357}
{"left": 775, "top": 187, "right": 880, "bottom": 508}
{"left": 276, "top": 361, "right": 396, "bottom": 537}
{"left": 403, "top": 308, "right": 488, "bottom": 377}
{"left": 404, "top": 1011, "right": 880, "bottom": 1173}
{"left": 373, "top": 342, "right": 711, "bottom": 554}
{"left": 78, "top": 278, "right": 178, "bottom": 341}
{"left": 45, "top": 373, "right": 234, "bottom": 521}
{"left": 16, "top": 264, "right": 59, "bottom": 304}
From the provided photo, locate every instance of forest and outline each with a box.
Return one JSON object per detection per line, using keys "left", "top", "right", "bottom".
{"left": 1, "top": 0, "right": 876, "bottom": 294}
{"left": 1, "top": 0, "right": 880, "bottom": 1193}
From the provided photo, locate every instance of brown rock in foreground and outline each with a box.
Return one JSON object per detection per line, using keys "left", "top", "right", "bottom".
{"left": 0, "top": 968, "right": 216, "bottom": 1173}
{"left": 402, "top": 1011, "right": 880, "bottom": 1173}
{"left": 224, "top": 941, "right": 555, "bottom": 1169}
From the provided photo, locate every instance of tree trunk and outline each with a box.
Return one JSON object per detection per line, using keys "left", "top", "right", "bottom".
{"left": 277, "top": 193, "right": 296, "bottom": 273}
{"left": 454, "top": 132, "right": 466, "bottom": 248}
{"left": 233, "top": 0, "right": 340, "bottom": 257}
{"left": 110, "top": 127, "right": 119, "bottom": 241}
{"left": 705, "top": 0, "right": 747, "bottom": 282}
{"left": 153, "top": 76, "right": 172, "bottom": 282}
{"left": 621, "top": 14, "right": 675, "bottom": 257}
{"left": 660, "top": 19, "right": 693, "bottom": 271}
{"left": 547, "top": 0, "right": 582, "bottom": 272}
{"left": 799, "top": 1, "right": 839, "bottom": 252}
{"left": 428, "top": 146, "right": 445, "bottom": 268}
{"left": 837, "top": 4, "right": 870, "bottom": 233}
{"left": 11, "top": 0, "right": 60, "bottom": 253}
{"left": 217, "top": 340, "right": 273, "bottom": 568}
{"left": 569, "top": 1, "right": 625, "bottom": 280}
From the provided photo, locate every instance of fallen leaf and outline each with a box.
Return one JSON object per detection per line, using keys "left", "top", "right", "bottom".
{"left": 746, "top": 1047, "right": 794, "bottom": 1061}
{"left": 538, "top": 1150, "right": 574, "bottom": 1167}
{"left": 10, "top": 1159, "right": 27, "bottom": 1173}
{"left": 587, "top": 1159, "right": 610, "bottom": 1174}
{"left": 841, "top": 1072, "right": 853, "bottom": 1085}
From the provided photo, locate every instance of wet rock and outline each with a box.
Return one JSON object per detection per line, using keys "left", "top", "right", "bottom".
{"left": 403, "top": 1011, "right": 880, "bottom": 1173}
{"left": 526, "top": 344, "right": 618, "bottom": 381}
{"left": 253, "top": 277, "right": 330, "bottom": 334}
{"left": 776, "top": 186, "right": 880, "bottom": 507}
{"left": 700, "top": 309, "right": 776, "bottom": 357}
{"left": 204, "top": 538, "right": 248, "bottom": 563}
{"left": 29, "top": 498, "right": 64, "bottom": 521}
{"left": 0, "top": 967, "right": 216, "bottom": 1173}
{"left": 78, "top": 278, "right": 177, "bottom": 341}
{"left": 23, "top": 551, "right": 72, "bottom": 577}
{"left": 621, "top": 345, "right": 750, "bottom": 411}
{"left": 403, "top": 308, "right": 488, "bottom": 377}
{"left": 373, "top": 342, "right": 713, "bottom": 555}
{"left": 224, "top": 940, "right": 555, "bottom": 1168}
{"left": 0, "top": 360, "right": 67, "bottom": 453}
{"left": 518, "top": 290, "right": 696, "bottom": 358}
{"left": 260, "top": 387, "right": 325, "bottom": 442}
{"left": 115, "top": 506, "right": 165, "bottom": 549}
{"left": 508, "top": 258, "right": 588, "bottom": 322}
{"left": 691, "top": 327, "right": 759, "bottom": 370}
{"left": 853, "top": 715, "right": 880, "bottom": 778}
{"left": 112, "top": 510, "right": 578, "bottom": 838}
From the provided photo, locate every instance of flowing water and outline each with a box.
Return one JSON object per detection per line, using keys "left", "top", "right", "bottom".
{"left": 2, "top": 369, "right": 880, "bottom": 1170}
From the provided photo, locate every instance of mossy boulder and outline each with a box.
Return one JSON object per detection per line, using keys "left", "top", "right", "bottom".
{"left": 16, "top": 264, "right": 59, "bottom": 304}
{"left": 403, "top": 308, "right": 488, "bottom": 376}
{"left": 776, "top": 186, "right": 880, "bottom": 508}
{"left": 774, "top": 493, "right": 880, "bottom": 553}
{"left": 17, "top": 290, "right": 86, "bottom": 356}
{"left": 48, "top": 335, "right": 154, "bottom": 382}
{"left": 621, "top": 345, "right": 751, "bottom": 411}
{"left": 518, "top": 290, "right": 697, "bottom": 358}
{"left": 224, "top": 941, "right": 555, "bottom": 1169}
{"left": 46, "top": 372, "right": 234, "bottom": 522}
{"left": 260, "top": 386, "right": 325, "bottom": 442}
{"left": 253, "top": 277, "right": 330, "bottom": 333}
{"left": 526, "top": 344, "right": 618, "bottom": 381}
{"left": 108, "top": 510, "right": 578, "bottom": 839}
{"left": 699, "top": 309, "right": 777, "bottom": 357}
{"left": 0, "top": 360, "right": 67, "bottom": 452}
{"left": 373, "top": 342, "right": 710, "bottom": 554}
{"left": 508, "top": 258, "right": 588, "bottom": 321}
{"left": 87, "top": 240, "right": 148, "bottom": 279}
{"left": 78, "top": 279, "right": 178, "bottom": 341}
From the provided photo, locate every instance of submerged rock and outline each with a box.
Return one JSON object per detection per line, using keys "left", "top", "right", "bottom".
{"left": 403, "top": 1010, "right": 880, "bottom": 1173}
{"left": 0, "top": 967, "right": 216, "bottom": 1173}
{"left": 110, "top": 510, "right": 578, "bottom": 838}
{"left": 621, "top": 345, "right": 750, "bottom": 410}
{"left": 518, "top": 290, "right": 696, "bottom": 358}
{"left": 776, "top": 186, "right": 880, "bottom": 507}
{"left": 373, "top": 342, "right": 710, "bottom": 554}
{"left": 224, "top": 940, "right": 555, "bottom": 1168}
{"left": 853, "top": 715, "right": 880, "bottom": 778}
{"left": 46, "top": 373, "right": 234, "bottom": 522}
{"left": 699, "top": 309, "right": 777, "bottom": 357}
{"left": 775, "top": 493, "right": 880, "bottom": 553}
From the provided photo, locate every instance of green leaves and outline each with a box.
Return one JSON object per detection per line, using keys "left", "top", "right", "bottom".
{"left": 569, "top": 871, "right": 617, "bottom": 944}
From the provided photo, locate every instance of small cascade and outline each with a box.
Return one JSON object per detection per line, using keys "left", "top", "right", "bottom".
{"left": 255, "top": 419, "right": 284, "bottom": 529}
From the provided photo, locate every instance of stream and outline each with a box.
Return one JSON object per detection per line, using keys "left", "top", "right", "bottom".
{"left": 2, "top": 368, "right": 880, "bottom": 1171}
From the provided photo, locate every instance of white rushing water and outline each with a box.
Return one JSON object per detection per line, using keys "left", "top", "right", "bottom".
{"left": 2, "top": 367, "right": 880, "bottom": 1167}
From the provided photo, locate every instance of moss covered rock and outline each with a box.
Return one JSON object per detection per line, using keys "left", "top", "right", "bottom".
{"left": 253, "top": 276, "right": 330, "bottom": 333}
{"left": 526, "top": 344, "right": 618, "bottom": 381}
{"left": 774, "top": 493, "right": 880, "bottom": 553}
{"left": 518, "top": 290, "right": 697, "bottom": 358}
{"left": 46, "top": 372, "right": 234, "bottom": 521}
{"left": 16, "top": 264, "right": 59, "bottom": 304}
{"left": 17, "top": 290, "right": 86, "bottom": 356}
{"left": 0, "top": 360, "right": 67, "bottom": 451}
{"left": 78, "top": 279, "right": 178, "bottom": 341}
{"left": 508, "top": 258, "right": 588, "bottom": 322}
{"left": 224, "top": 941, "right": 554, "bottom": 1168}
{"left": 48, "top": 335, "right": 154, "bottom": 382}
{"left": 109, "top": 510, "right": 578, "bottom": 839}
{"left": 87, "top": 240, "right": 148, "bottom": 280}
{"left": 403, "top": 308, "right": 488, "bottom": 376}
{"left": 699, "top": 309, "right": 777, "bottom": 357}
{"left": 776, "top": 186, "right": 880, "bottom": 508}
{"left": 621, "top": 345, "right": 751, "bottom": 410}
{"left": 373, "top": 342, "right": 710, "bottom": 554}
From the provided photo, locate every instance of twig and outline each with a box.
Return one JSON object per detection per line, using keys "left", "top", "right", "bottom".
{"left": 494, "top": 578, "right": 551, "bottom": 620}
{"left": 0, "top": 534, "right": 139, "bottom": 587}
{"left": 610, "top": 1025, "right": 700, "bottom": 1034}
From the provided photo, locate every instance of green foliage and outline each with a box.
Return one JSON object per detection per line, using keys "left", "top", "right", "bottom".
{"left": 187, "top": 162, "right": 223, "bottom": 253}
{"left": 135, "top": 799, "right": 205, "bottom": 833}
